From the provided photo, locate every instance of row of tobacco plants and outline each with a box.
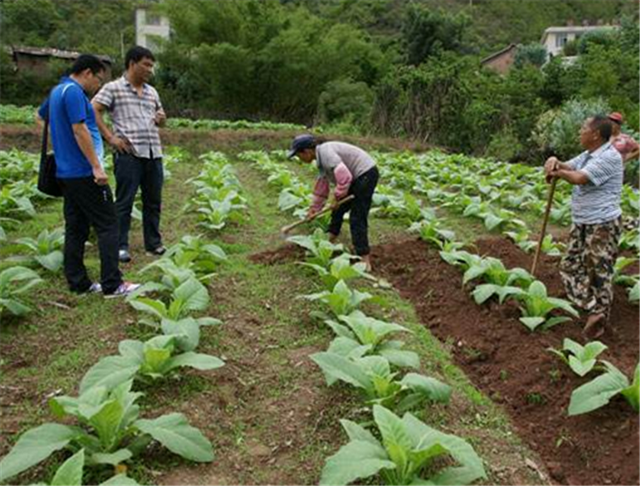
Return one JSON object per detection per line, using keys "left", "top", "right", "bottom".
{"left": 242, "top": 149, "right": 488, "bottom": 485}
{"left": 374, "top": 155, "right": 639, "bottom": 417}
{"left": 374, "top": 150, "right": 640, "bottom": 303}
{"left": 0, "top": 150, "right": 241, "bottom": 484}
{"left": 0, "top": 104, "right": 305, "bottom": 133}
{"left": 375, "top": 150, "right": 639, "bottom": 260}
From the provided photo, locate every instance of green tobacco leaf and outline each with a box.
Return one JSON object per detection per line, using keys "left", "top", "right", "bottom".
{"left": 400, "top": 373, "right": 451, "bottom": 404}
{"left": 541, "top": 316, "right": 571, "bottom": 330}
{"left": 51, "top": 449, "right": 84, "bottom": 486}
{"left": 79, "top": 356, "right": 140, "bottom": 394}
{"left": 324, "top": 319, "right": 356, "bottom": 339}
{"left": 326, "top": 336, "right": 370, "bottom": 358}
{"left": 166, "top": 352, "right": 225, "bottom": 371}
{"left": 89, "top": 400, "right": 125, "bottom": 451}
{"left": 379, "top": 349, "right": 421, "bottom": 369}
{"left": 311, "top": 352, "right": 372, "bottom": 390}
{"left": 100, "top": 474, "right": 140, "bottom": 485}
{"left": 402, "top": 413, "right": 487, "bottom": 485}
{"left": 568, "top": 364, "right": 629, "bottom": 416}
{"left": 90, "top": 449, "right": 133, "bottom": 466}
{"left": 1, "top": 297, "right": 31, "bottom": 316}
{"left": 472, "top": 284, "right": 498, "bottom": 304}
{"left": 129, "top": 298, "right": 167, "bottom": 319}
{"left": 0, "top": 423, "right": 79, "bottom": 482}
{"left": 135, "top": 413, "right": 214, "bottom": 462}
{"left": 161, "top": 317, "right": 201, "bottom": 352}
{"left": 519, "top": 316, "right": 545, "bottom": 331}
{"left": 339, "top": 312, "right": 409, "bottom": 347}
{"left": 340, "top": 419, "right": 381, "bottom": 446}
{"left": 620, "top": 364, "right": 639, "bottom": 412}
{"left": 564, "top": 339, "right": 607, "bottom": 377}
{"left": 320, "top": 440, "right": 395, "bottom": 486}
{"left": 142, "top": 346, "right": 173, "bottom": 376}
{"left": 629, "top": 281, "right": 639, "bottom": 302}
{"left": 174, "top": 278, "right": 209, "bottom": 312}
{"left": 373, "top": 405, "right": 413, "bottom": 473}
{"left": 35, "top": 251, "right": 64, "bottom": 272}
{"left": 568, "top": 355, "right": 597, "bottom": 377}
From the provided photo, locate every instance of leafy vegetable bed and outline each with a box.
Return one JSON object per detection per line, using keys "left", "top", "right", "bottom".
{"left": 373, "top": 236, "right": 639, "bottom": 486}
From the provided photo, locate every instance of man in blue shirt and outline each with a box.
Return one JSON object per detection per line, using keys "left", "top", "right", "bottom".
{"left": 544, "top": 115, "right": 623, "bottom": 338}
{"left": 38, "top": 55, "right": 139, "bottom": 297}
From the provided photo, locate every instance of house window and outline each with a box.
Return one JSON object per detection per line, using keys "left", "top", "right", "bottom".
{"left": 555, "top": 33, "right": 568, "bottom": 48}
{"left": 146, "top": 13, "right": 162, "bottom": 26}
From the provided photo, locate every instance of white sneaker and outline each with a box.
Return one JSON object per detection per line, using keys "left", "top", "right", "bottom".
{"left": 88, "top": 282, "right": 102, "bottom": 293}
{"left": 79, "top": 282, "right": 102, "bottom": 295}
{"left": 104, "top": 282, "right": 141, "bottom": 299}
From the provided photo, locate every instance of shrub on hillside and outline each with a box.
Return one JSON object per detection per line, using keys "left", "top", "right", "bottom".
{"left": 316, "top": 78, "right": 374, "bottom": 127}
{"left": 514, "top": 43, "right": 547, "bottom": 68}
{"left": 532, "top": 98, "right": 611, "bottom": 159}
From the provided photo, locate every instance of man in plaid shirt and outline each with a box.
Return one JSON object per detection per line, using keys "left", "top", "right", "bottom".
{"left": 93, "top": 46, "right": 166, "bottom": 263}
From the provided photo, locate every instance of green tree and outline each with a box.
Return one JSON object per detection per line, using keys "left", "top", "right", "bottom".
{"left": 0, "top": 0, "right": 60, "bottom": 46}
{"left": 514, "top": 43, "right": 547, "bottom": 68}
{"left": 401, "top": 5, "right": 470, "bottom": 65}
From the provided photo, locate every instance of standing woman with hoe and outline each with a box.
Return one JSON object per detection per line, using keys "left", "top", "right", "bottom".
{"left": 288, "top": 135, "right": 379, "bottom": 271}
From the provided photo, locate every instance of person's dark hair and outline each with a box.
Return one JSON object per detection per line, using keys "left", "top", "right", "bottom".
{"left": 125, "top": 46, "right": 155, "bottom": 69}
{"left": 588, "top": 115, "right": 613, "bottom": 142}
{"left": 69, "top": 54, "right": 106, "bottom": 75}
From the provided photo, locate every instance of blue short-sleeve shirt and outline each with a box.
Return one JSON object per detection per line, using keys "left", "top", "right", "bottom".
{"left": 38, "top": 77, "right": 103, "bottom": 179}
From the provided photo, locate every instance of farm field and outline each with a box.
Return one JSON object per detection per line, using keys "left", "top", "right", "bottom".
{"left": 0, "top": 123, "right": 638, "bottom": 486}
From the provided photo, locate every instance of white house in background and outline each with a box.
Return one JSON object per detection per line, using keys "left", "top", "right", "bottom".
{"left": 540, "top": 22, "right": 618, "bottom": 58}
{"left": 135, "top": 7, "right": 170, "bottom": 52}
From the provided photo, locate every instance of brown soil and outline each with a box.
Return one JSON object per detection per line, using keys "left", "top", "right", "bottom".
{"left": 373, "top": 237, "right": 639, "bottom": 486}
{"left": 248, "top": 244, "right": 304, "bottom": 265}
{"left": 0, "top": 125, "right": 436, "bottom": 155}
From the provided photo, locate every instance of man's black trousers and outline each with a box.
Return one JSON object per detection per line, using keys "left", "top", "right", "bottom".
{"left": 60, "top": 177, "right": 122, "bottom": 293}
{"left": 328, "top": 166, "right": 379, "bottom": 256}
{"left": 114, "top": 153, "right": 163, "bottom": 251}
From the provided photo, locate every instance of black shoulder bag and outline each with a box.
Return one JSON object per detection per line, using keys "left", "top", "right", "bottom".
{"left": 37, "top": 110, "right": 63, "bottom": 197}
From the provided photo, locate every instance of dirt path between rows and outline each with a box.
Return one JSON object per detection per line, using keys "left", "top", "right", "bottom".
{"left": 372, "top": 237, "right": 639, "bottom": 486}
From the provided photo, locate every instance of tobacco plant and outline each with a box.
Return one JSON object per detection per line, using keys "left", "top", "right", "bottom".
{"left": 613, "top": 256, "right": 638, "bottom": 287}
{"left": 128, "top": 277, "right": 217, "bottom": 327}
{"left": 304, "top": 280, "right": 372, "bottom": 317}
{"left": 0, "top": 380, "right": 214, "bottom": 483}
{"left": 80, "top": 334, "right": 224, "bottom": 393}
{"left": 288, "top": 229, "right": 345, "bottom": 268}
{"left": 310, "top": 352, "right": 450, "bottom": 412}
{"left": 549, "top": 338, "right": 607, "bottom": 377}
{"left": 514, "top": 281, "right": 579, "bottom": 331}
{"left": 320, "top": 405, "right": 486, "bottom": 486}
{"left": 323, "top": 311, "right": 420, "bottom": 370}
{"left": 301, "top": 254, "right": 371, "bottom": 290}
{"left": 0, "top": 266, "right": 42, "bottom": 318}
{"left": 464, "top": 257, "right": 533, "bottom": 305}
{"left": 32, "top": 449, "right": 139, "bottom": 486}
{"left": 568, "top": 362, "right": 639, "bottom": 415}
{"left": 506, "top": 231, "right": 564, "bottom": 256}
{"left": 164, "top": 235, "right": 227, "bottom": 273}
{"left": 409, "top": 217, "right": 456, "bottom": 249}
{"left": 197, "top": 195, "right": 246, "bottom": 231}
{"left": 10, "top": 229, "right": 64, "bottom": 274}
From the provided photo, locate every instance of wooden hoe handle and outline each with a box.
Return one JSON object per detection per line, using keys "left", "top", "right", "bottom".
{"left": 281, "top": 195, "right": 355, "bottom": 234}
{"left": 531, "top": 177, "right": 558, "bottom": 277}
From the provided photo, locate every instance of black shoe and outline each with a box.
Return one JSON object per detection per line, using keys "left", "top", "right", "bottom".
{"left": 147, "top": 246, "right": 166, "bottom": 256}
{"left": 118, "top": 249, "right": 132, "bottom": 263}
